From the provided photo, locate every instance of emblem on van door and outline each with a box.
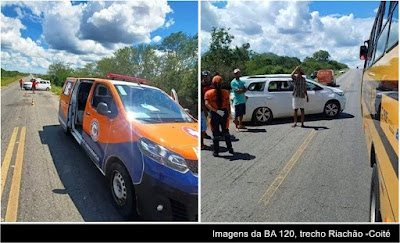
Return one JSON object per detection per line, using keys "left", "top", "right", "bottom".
{"left": 183, "top": 127, "right": 198, "bottom": 139}
{"left": 90, "top": 119, "right": 99, "bottom": 142}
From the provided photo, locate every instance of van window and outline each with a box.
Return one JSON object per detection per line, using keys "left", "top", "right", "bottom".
{"left": 115, "top": 84, "right": 193, "bottom": 123}
{"left": 268, "top": 81, "right": 293, "bottom": 92}
{"left": 248, "top": 82, "right": 265, "bottom": 92}
{"left": 91, "top": 84, "right": 117, "bottom": 116}
{"left": 63, "top": 81, "right": 73, "bottom": 96}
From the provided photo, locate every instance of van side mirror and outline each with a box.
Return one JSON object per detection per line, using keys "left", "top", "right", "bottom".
{"left": 97, "top": 102, "right": 111, "bottom": 116}
{"left": 360, "top": 45, "right": 368, "bottom": 60}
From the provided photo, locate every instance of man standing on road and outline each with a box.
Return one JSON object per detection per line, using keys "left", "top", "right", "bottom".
{"left": 205, "top": 75, "right": 234, "bottom": 157}
{"left": 291, "top": 66, "right": 309, "bottom": 127}
{"left": 231, "top": 68, "right": 247, "bottom": 131}
{"left": 19, "top": 79, "right": 23, "bottom": 91}
{"left": 31, "top": 79, "right": 37, "bottom": 94}
{"left": 201, "top": 71, "right": 213, "bottom": 140}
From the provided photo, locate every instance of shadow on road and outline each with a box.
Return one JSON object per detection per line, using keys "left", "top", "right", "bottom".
{"left": 245, "top": 112, "right": 355, "bottom": 127}
{"left": 218, "top": 151, "right": 256, "bottom": 161}
{"left": 241, "top": 128, "right": 267, "bottom": 133}
{"left": 208, "top": 135, "right": 240, "bottom": 142}
{"left": 39, "top": 124, "right": 140, "bottom": 221}
{"left": 300, "top": 125, "right": 329, "bottom": 130}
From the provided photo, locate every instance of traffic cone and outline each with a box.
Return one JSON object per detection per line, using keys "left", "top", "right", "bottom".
{"left": 31, "top": 99, "right": 35, "bottom": 106}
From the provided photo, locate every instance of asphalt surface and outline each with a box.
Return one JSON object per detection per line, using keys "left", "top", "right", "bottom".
{"left": 201, "top": 69, "right": 371, "bottom": 222}
{"left": 1, "top": 76, "right": 130, "bottom": 221}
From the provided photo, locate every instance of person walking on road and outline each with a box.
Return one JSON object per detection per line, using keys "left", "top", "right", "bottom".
{"left": 231, "top": 68, "right": 247, "bottom": 132}
{"left": 205, "top": 75, "right": 234, "bottom": 157}
{"left": 19, "top": 79, "right": 23, "bottom": 91}
{"left": 31, "top": 79, "right": 37, "bottom": 94}
{"left": 201, "top": 70, "right": 213, "bottom": 140}
{"left": 291, "top": 66, "right": 309, "bottom": 127}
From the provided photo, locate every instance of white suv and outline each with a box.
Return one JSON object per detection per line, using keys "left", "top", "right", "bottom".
{"left": 230, "top": 74, "right": 346, "bottom": 124}
{"left": 36, "top": 79, "right": 51, "bottom": 91}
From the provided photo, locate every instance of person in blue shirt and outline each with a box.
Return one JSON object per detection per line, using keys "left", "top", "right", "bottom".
{"left": 230, "top": 68, "right": 247, "bottom": 131}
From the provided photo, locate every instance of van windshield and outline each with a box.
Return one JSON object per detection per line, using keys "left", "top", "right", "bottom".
{"left": 114, "top": 84, "right": 193, "bottom": 123}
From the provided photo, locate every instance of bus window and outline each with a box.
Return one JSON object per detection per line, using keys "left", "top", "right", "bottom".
{"left": 374, "top": 23, "right": 389, "bottom": 62}
{"left": 387, "top": 4, "right": 398, "bottom": 51}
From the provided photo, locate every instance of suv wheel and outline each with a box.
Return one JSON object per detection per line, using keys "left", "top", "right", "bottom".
{"left": 252, "top": 107, "right": 272, "bottom": 124}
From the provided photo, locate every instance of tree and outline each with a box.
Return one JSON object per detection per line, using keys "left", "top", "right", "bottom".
{"left": 312, "top": 50, "right": 330, "bottom": 62}
{"left": 202, "top": 28, "right": 251, "bottom": 88}
{"left": 47, "top": 62, "right": 74, "bottom": 86}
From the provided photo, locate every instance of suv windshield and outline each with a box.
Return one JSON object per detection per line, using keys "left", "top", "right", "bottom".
{"left": 115, "top": 84, "right": 193, "bottom": 124}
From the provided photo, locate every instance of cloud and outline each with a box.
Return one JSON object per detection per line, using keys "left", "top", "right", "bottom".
{"left": 201, "top": 1, "right": 375, "bottom": 68}
{"left": 79, "top": 1, "right": 172, "bottom": 46}
{"left": 152, "top": 35, "right": 162, "bottom": 43}
{"left": 164, "top": 18, "right": 175, "bottom": 28}
{"left": 1, "top": 1, "right": 173, "bottom": 73}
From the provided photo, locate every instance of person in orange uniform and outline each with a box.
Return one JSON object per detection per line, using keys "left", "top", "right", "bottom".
{"left": 205, "top": 75, "right": 234, "bottom": 157}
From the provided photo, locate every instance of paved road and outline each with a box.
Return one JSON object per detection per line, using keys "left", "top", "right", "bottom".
{"left": 1, "top": 77, "right": 134, "bottom": 221}
{"left": 201, "top": 69, "right": 371, "bottom": 222}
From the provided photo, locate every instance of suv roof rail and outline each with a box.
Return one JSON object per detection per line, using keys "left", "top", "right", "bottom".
{"left": 106, "top": 73, "right": 148, "bottom": 85}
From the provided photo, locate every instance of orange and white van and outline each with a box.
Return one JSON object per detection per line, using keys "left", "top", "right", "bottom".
{"left": 58, "top": 73, "right": 198, "bottom": 221}
{"left": 317, "top": 69, "right": 336, "bottom": 86}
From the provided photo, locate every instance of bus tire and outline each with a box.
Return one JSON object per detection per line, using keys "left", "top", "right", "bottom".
{"left": 369, "top": 163, "right": 382, "bottom": 222}
{"left": 109, "top": 162, "right": 136, "bottom": 218}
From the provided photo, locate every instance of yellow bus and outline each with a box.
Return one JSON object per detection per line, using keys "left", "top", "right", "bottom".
{"left": 359, "top": 1, "right": 398, "bottom": 222}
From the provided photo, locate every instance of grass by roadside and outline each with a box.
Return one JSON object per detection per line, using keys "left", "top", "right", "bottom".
{"left": 1, "top": 75, "right": 25, "bottom": 87}
{"left": 51, "top": 85, "right": 63, "bottom": 96}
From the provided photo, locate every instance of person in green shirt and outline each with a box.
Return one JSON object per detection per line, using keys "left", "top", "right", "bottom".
{"left": 231, "top": 68, "right": 247, "bottom": 131}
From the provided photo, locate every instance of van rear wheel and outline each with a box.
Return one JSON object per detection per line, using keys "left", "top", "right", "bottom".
{"left": 46, "top": 87, "right": 50, "bottom": 91}
{"left": 109, "top": 162, "right": 136, "bottom": 218}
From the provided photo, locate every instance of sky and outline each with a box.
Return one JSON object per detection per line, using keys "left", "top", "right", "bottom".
{"left": 201, "top": 1, "right": 381, "bottom": 68}
{"left": 1, "top": 1, "right": 198, "bottom": 74}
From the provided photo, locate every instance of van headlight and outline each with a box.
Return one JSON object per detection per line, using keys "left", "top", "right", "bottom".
{"left": 138, "top": 138, "right": 188, "bottom": 173}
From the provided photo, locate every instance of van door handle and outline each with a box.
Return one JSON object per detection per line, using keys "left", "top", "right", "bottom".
{"left": 86, "top": 112, "right": 90, "bottom": 116}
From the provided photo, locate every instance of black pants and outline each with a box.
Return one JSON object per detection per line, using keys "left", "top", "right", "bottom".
{"left": 210, "top": 109, "right": 232, "bottom": 153}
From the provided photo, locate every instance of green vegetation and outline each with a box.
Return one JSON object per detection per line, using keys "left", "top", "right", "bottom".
{"left": 1, "top": 68, "right": 27, "bottom": 87}
{"left": 51, "top": 85, "right": 63, "bottom": 96}
{"left": 39, "top": 32, "right": 198, "bottom": 117}
{"left": 201, "top": 28, "right": 348, "bottom": 89}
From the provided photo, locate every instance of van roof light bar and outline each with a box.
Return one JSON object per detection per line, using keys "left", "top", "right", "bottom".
{"left": 106, "top": 73, "right": 148, "bottom": 85}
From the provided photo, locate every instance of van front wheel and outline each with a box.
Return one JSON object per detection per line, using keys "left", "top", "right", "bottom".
{"left": 110, "top": 162, "right": 136, "bottom": 218}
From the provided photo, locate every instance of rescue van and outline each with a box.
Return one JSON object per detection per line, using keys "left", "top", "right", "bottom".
{"left": 58, "top": 73, "right": 198, "bottom": 221}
